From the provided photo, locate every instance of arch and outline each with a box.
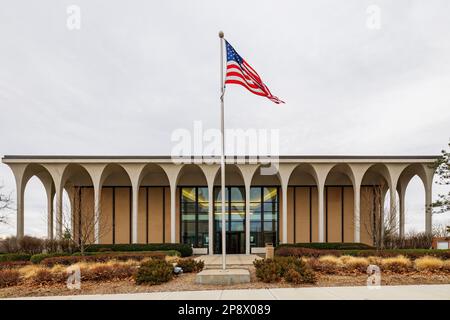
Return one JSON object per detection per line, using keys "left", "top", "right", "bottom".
{"left": 396, "top": 164, "right": 428, "bottom": 235}
{"left": 286, "top": 163, "right": 319, "bottom": 244}
{"left": 359, "top": 164, "right": 392, "bottom": 246}
{"left": 20, "top": 164, "right": 55, "bottom": 238}
{"left": 60, "top": 164, "right": 95, "bottom": 245}
{"left": 137, "top": 163, "right": 171, "bottom": 244}
{"left": 97, "top": 163, "right": 133, "bottom": 244}
{"left": 322, "top": 164, "right": 356, "bottom": 243}
{"left": 23, "top": 176, "right": 47, "bottom": 237}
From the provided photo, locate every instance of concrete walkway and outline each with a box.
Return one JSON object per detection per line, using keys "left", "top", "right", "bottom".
{"left": 6, "top": 284, "right": 450, "bottom": 300}
{"left": 196, "top": 254, "right": 261, "bottom": 268}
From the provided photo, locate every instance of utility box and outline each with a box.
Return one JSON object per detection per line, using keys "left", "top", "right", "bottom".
{"left": 432, "top": 237, "right": 450, "bottom": 249}
{"left": 265, "top": 243, "right": 274, "bottom": 259}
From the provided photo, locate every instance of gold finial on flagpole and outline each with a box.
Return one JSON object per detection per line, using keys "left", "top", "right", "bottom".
{"left": 219, "top": 31, "right": 224, "bottom": 38}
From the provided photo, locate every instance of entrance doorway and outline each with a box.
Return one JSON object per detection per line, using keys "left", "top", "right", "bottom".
{"left": 213, "top": 186, "right": 245, "bottom": 254}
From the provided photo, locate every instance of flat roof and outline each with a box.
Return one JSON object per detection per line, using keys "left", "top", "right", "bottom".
{"left": 2, "top": 154, "right": 438, "bottom": 161}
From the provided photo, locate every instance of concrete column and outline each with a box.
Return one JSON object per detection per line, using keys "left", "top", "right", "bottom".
{"left": 353, "top": 182, "right": 361, "bottom": 243}
{"left": 318, "top": 182, "right": 325, "bottom": 242}
{"left": 425, "top": 182, "right": 432, "bottom": 235}
{"left": 389, "top": 187, "right": 397, "bottom": 231}
{"left": 208, "top": 184, "right": 214, "bottom": 255}
{"left": 281, "top": 181, "right": 288, "bottom": 244}
{"left": 170, "top": 181, "right": 177, "bottom": 243}
{"left": 131, "top": 183, "right": 139, "bottom": 243}
{"left": 160, "top": 164, "right": 182, "bottom": 244}
{"left": 47, "top": 189, "right": 54, "bottom": 240}
{"left": 245, "top": 184, "right": 251, "bottom": 253}
{"left": 55, "top": 186, "right": 63, "bottom": 240}
{"left": 93, "top": 185, "right": 101, "bottom": 244}
{"left": 399, "top": 188, "right": 406, "bottom": 238}
{"left": 16, "top": 185, "right": 24, "bottom": 239}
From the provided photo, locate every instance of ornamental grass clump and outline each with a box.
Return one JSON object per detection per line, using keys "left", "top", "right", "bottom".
{"left": 380, "top": 255, "right": 412, "bottom": 273}
{"left": 339, "top": 255, "right": 369, "bottom": 273}
{"left": 414, "top": 256, "right": 444, "bottom": 272}
{"left": 0, "top": 269, "right": 21, "bottom": 288}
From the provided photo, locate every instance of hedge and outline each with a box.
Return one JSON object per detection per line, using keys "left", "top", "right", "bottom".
{"left": 85, "top": 244, "right": 193, "bottom": 257}
{"left": 277, "top": 243, "right": 375, "bottom": 250}
{"left": 0, "top": 253, "right": 32, "bottom": 262}
{"left": 30, "top": 253, "right": 71, "bottom": 264}
{"left": 275, "top": 247, "right": 450, "bottom": 259}
{"left": 40, "top": 251, "right": 167, "bottom": 267}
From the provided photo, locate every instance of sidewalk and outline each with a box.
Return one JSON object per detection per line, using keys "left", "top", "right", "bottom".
{"left": 6, "top": 284, "right": 450, "bottom": 300}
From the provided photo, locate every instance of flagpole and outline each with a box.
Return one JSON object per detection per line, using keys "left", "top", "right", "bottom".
{"left": 219, "top": 30, "right": 226, "bottom": 271}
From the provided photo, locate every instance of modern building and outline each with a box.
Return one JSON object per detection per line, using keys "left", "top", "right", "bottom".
{"left": 2, "top": 155, "right": 437, "bottom": 254}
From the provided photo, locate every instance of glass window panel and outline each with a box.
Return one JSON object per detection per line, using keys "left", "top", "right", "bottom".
{"left": 181, "top": 187, "right": 196, "bottom": 202}
{"left": 197, "top": 187, "right": 209, "bottom": 202}
{"left": 250, "top": 187, "right": 261, "bottom": 202}
{"left": 263, "top": 187, "right": 278, "bottom": 202}
{"left": 230, "top": 187, "right": 245, "bottom": 201}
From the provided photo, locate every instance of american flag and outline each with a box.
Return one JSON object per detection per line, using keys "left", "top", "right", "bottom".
{"left": 224, "top": 40, "right": 284, "bottom": 104}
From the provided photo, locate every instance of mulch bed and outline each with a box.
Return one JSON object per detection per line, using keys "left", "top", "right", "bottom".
{"left": 1, "top": 267, "right": 450, "bottom": 298}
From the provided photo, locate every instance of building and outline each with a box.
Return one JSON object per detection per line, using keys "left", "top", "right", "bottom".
{"left": 2, "top": 155, "right": 436, "bottom": 254}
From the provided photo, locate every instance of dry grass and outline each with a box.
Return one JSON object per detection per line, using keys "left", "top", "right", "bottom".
{"left": 414, "top": 256, "right": 444, "bottom": 272}
{"left": 339, "top": 256, "right": 369, "bottom": 272}
{"left": 380, "top": 255, "right": 412, "bottom": 272}
{"left": 443, "top": 260, "right": 450, "bottom": 272}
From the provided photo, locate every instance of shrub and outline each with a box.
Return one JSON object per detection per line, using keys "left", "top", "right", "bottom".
{"left": 31, "top": 268, "right": 54, "bottom": 284}
{"left": 276, "top": 247, "right": 450, "bottom": 260}
{"left": 0, "top": 253, "right": 32, "bottom": 262}
{"left": 0, "top": 237, "right": 20, "bottom": 253}
{"left": 277, "top": 243, "right": 375, "bottom": 250}
{"left": 414, "top": 256, "right": 444, "bottom": 272}
{"left": 86, "top": 244, "right": 192, "bottom": 257}
{"left": 0, "top": 269, "right": 21, "bottom": 288}
{"left": 135, "top": 259, "right": 174, "bottom": 285}
{"left": 41, "top": 252, "right": 166, "bottom": 267}
{"left": 82, "top": 265, "right": 113, "bottom": 281}
{"left": 380, "top": 255, "right": 412, "bottom": 272}
{"left": 0, "top": 261, "right": 31, "bottom": 269}
{"left": 253, "top": 257, "right": 316, "bottom": 284}
{"left": 176, "top": 259, "right": 204, "bottom": 273}
{"left": 315, "top": 255, "right": 343, "bottom": 273}
{"left": 254, "top": 259, "right": 281, "bottom": 283}
{"left": 30, "top": 253, "right": 71, "bottom": 264}
{"left": 443, "top": 260, "right": 450, "bottom": 272}
{"left": 18, "top": 236, "right": 44, "bottom": 254}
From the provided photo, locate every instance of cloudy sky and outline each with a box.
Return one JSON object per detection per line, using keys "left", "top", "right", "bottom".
{"left": 0, "top": 0, "right": 449, "bottom": 237}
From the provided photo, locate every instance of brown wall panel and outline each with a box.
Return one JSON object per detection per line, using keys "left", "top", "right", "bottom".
{"left": 80, "top": 188, "right": 95, "bottom": 243}
{"left": 287, "top": 187, "right": 294, "bottom": 243}
{"left": 137, "top": 187, "right": 147, "bottom": 244}
{"left": 326, "top": 187, "right": 342, "bottom": 242}
{"left": 295, "top": 187, "right": 310, "bottom": 242}
{"left": 343, "top": 186, "right": 354, "bottom": 242}
{"left": 311, "top": 187, "right": 319, "bottom": 242}
{"left": 115, "top": 187, "right": 131, "bottom": 244}
{"left": 99, "top": 188, "right": 113, "bottom": 244}
{"left": 164, "top": 187, "right": 170, "bottom": 243}
{"left": 148, "top": 187, "right": 164, "bottom": 243}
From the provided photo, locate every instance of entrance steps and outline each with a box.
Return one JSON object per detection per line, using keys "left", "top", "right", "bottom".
{"left": 195, "top": 254, "right": 261, "bottom": 270}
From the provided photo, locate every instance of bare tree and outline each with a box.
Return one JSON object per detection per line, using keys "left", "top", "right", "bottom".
{"left": 53, "top": 185, "right": 111, "bottom": 255}
{"left": 0, "top": 185, "right": 13, "bottom": 225}
{"left": 432, "top": 141, "right": 450, "bottom": 214}
{"left": 361, "top": 182, "right": 398, "bottom": 250}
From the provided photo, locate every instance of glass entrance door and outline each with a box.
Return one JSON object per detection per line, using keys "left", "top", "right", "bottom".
{"left": 213, "top": 187, "right": 245, "bottom": 254}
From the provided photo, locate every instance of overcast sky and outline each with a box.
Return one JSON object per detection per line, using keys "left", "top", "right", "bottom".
{"left": 0, "top": 0, "right": 449, "bottom": 237}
